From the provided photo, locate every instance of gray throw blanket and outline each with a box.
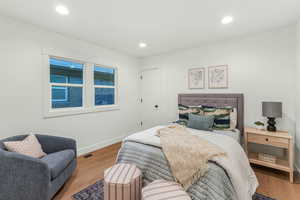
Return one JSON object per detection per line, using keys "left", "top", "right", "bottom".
{"left": 117, "top": 141, "right": 236, "bottom": 200}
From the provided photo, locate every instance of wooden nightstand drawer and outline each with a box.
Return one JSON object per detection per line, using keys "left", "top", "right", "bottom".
{"left": 248, "top": 133, "right": 289, "bottom": 148}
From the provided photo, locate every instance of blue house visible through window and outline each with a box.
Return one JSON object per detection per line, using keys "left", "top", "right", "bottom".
{"left": 50, "top": 58, "right": 83, "bottom": 109}
{"left": 94, "top": 66, "right": 115, "bottom": 106}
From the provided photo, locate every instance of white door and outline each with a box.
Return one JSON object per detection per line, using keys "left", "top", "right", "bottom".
{"left": 140, "top": 68, "right": 161, "bottom": 129}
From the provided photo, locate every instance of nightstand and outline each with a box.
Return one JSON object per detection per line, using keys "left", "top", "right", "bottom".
{"left": 244, "top": 127, "right": 294, "bottom": 183}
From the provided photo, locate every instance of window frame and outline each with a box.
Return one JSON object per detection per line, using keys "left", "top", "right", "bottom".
{"left": 49, "top": 56, "right": 85, "bottom": 110}
{"left": 93, "top": 64, "right": 118, "bottom": 107}
{"left": 43, "top": 54, "right": 119, "bottom": 118}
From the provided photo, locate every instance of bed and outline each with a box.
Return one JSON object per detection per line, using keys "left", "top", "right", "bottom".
{"left": 117, "top": 93, "right": 258, "bottom": 200}
{"left": 213, "top": 129, "right": 240, "bottom": 142}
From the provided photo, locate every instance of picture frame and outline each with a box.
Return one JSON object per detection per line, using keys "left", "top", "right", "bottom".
{"left": 188, "top": 67, "right": 205, "bottom": 89}
{"left": 208, "top": 65, "right": 228, "bottom": 89}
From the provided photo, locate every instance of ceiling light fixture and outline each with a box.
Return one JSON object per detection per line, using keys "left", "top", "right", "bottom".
{"left": 139, "top": 42, "right": 147, "bottom": 48}
{"left": 56, "top": 5, "right": 70, "bottom": 16}
{"left": 221, "top": 16, "right": 233, "bottom": 24}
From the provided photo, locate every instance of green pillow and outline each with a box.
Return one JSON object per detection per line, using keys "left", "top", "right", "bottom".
{"left": 187, "top": 113, "right": 215, "bottom": 131}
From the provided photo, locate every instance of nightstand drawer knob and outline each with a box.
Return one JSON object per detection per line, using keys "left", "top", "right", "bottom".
{"left": 265, "top": 138, "right": 269, "bottom": 142}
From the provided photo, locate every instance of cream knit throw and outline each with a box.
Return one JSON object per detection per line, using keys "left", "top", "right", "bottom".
{"left": 157, "top": 125, "right": 227, "bottom": 190}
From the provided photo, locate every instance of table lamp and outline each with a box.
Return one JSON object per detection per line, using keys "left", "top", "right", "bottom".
{"left": 262, "top": 102, "right": 282, "bottom": 132}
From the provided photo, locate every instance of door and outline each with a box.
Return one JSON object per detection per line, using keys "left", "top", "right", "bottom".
{"left": 140, "top": 68, "right": 161, "bottom": 129}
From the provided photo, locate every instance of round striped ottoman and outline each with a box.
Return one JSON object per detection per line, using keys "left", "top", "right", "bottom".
{"left": 142, "top": 180, "right": 191, "bottom": 200}
{"left": 104, "top": 163, "right": 142, "bottom": 200}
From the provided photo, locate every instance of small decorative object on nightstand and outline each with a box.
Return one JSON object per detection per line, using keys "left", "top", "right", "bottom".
{"left": 262, "top": 102, "right": 282, "bottom": 132}
{"left": 254, "top": 121, "right": 265, "bottom": 130}
{"left": 244, "top": 127, "right": 294, "bottom": 183}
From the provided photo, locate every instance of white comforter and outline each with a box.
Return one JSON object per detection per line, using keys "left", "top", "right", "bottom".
{"left": 124, "top": 125, "right": 259, "bottom": 200}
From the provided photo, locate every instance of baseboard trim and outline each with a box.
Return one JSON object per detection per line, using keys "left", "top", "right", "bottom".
{"left": 77, "top": 135, "right": 125, "bottom": 156}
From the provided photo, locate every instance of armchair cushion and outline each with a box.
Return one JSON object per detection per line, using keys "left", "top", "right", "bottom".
{"left": 4, "top": 134, "right": 47, "bottom": 158}
{"left": 41, "top": 149, "right": 75, "bottom": 180}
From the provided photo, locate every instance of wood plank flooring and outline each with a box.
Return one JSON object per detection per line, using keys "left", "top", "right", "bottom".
{"left": 54, "top": 142, "right": 300, "bottom": 200}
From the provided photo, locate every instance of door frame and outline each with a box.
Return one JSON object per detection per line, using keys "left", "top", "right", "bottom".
{"left": 139, "top": 67, "right": 162, "bottom": 128}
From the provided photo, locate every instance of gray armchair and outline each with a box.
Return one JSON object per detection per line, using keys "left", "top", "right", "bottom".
{"left": 0, "top": 134, "right": 77, "bottom": 200}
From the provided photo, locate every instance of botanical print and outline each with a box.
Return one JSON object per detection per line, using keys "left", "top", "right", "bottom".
{"left": 208, "top": 65, "right": 228, "bottom": 88}
{"left": 188, "top": 68, "right": 205, "bottom": 89}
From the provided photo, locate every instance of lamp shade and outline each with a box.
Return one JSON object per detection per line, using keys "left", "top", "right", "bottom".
{"left": 262, "top": 102, "right": 282, "bottom": 118}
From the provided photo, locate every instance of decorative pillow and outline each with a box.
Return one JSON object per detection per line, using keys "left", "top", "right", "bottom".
{"left": 187, "top": 113, "right": 215, "bottom": 131}
{"left": 178, "top": 104, "right": 203, "bottom": 126}
{"left": 202, "top": 105, "right": 232, "bottom": 130}
{"left": 230, "top": 108, "right": 237, "bottom": 130}
{"left": 4, "top": 134, "right": 47, "bottom": 158}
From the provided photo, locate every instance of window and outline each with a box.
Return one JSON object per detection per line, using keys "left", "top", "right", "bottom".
{"left": 44, "top": 55, "right": 118, "bottom": 117}
{"left": 94, "top": 66, "right": 116, "bottom": 106}
{"left": 50, "top": 58, "right": 83, "bottom": 109}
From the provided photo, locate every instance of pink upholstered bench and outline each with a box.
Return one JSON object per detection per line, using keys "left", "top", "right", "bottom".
{"left": 142, "top": 180, "right": 191, "bottom": 200}
{"left": 104, "top": 163, "right": 142, "bottom": 200}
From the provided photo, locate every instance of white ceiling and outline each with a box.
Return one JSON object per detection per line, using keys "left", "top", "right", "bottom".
{"left": 0, "top": 0, "right": 300, "bottom": 58}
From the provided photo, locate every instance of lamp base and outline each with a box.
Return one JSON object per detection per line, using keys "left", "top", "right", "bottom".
{"left": 267, "top": 117, "right": 276, "bottom": 132}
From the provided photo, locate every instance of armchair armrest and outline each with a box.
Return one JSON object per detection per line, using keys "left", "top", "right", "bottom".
{"left": 0, "top": 150, "right": 51, "bottom": 200}
{"left": 36, "top": 135, "right": 77, "bottom": 157}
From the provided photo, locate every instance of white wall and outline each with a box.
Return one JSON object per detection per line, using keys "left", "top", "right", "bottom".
{"left": 141, "top": 26, "right": 297, "bottom": 152}
{"left": 0, "top": 13, "right": 298, "bottom": 164}
{"left": 296, "top": 21, "right": 300, "bottom": 169}
{"left": 0, "top": 15, "right": 140, "bottom": 155}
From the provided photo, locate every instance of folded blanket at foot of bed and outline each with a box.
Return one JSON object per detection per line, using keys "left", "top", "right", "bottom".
{"left": 157, "top": 125, "right": 227, "bottom": 190}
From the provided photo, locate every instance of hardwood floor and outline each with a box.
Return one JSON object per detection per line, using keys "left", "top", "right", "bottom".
{"left": 54, "top": 143, "right": 300, "bottom": 200}
{"left": 53, "top": 142, "right": 122, "bottom": 200}
{"left": 254, "top": 165, "right": 300, "bottom": 200}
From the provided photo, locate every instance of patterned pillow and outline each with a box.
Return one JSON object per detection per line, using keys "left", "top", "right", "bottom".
{"left": 178, "top": 104, "right": 203, "bottom": 126}
{"left": 4, "top": 134, "right": 47, "bottom": 158}
{"left": 202, "top": 105, "right": 232, "bottom": 130}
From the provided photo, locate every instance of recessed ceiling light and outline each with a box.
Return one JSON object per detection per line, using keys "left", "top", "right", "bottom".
{"left": 221, "top": 16, "right": 233, "bottom": 24}
{"left": 139, "top": 42, "right": 147, "bottom": 48}
{"left": 55, "top": 5, "right": 69, "bottom": 16}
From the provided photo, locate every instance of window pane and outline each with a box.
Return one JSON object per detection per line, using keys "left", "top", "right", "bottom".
{"left": 52, "top": 86, "right": 82, "bottom": 108}
{"left": 94, "top": 66, "right": 115, "bottom": 86}
{"left": 52, "top": 86, "right": 68, "bottom": 101}
{"left": 95, "top": 88, "right": 115, "bottom": 106}
{"left": 50, "top": 58, "right": 83, "bottom": 84}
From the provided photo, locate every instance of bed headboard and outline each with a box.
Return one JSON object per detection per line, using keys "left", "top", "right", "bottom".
{"left": 178, "top": 93, "right": 244, "bottom": 133}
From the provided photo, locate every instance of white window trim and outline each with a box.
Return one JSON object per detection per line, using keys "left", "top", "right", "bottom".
{"left": 43, "top": 54, "right": 119, "bottom": 118}
{"left": 93, "top": 64, "right": 118, "bottom": 107}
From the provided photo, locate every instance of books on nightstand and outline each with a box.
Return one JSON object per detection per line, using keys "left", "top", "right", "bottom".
{"left": 258, "top": 153, "right": 276, "bottom": 164}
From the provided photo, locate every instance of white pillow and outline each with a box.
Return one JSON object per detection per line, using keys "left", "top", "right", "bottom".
{"left": 4, "top": 134, "right": 47, "bottom": 158}
{"left": 230, "top": 108, "right": 237, "bottom": 130}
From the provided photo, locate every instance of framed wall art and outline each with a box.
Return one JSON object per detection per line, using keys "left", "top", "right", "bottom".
{"left": 188, "top": 68, "right": 205, "bottom": 89}
{"left": 208, "top": 65, "right": 228, "bottom": 89}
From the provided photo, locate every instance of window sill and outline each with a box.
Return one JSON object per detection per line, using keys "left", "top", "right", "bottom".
{"left": 44, "top": 105, "right": 120, "bottom": 118}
